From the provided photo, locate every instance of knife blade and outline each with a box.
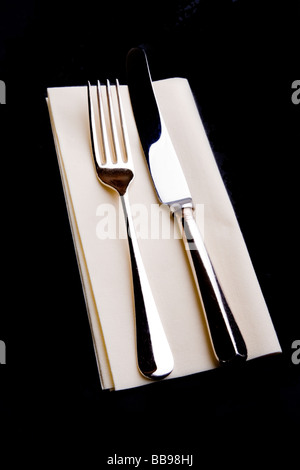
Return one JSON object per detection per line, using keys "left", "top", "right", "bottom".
{"left": 126, "top": 47, "right": 247, "bottom": 365}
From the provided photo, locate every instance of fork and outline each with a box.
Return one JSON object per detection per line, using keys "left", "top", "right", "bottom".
{"left": 87, "top": 80, "right": 174, "bottom": 380}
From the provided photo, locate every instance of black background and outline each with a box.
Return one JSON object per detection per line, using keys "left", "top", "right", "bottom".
{"left": 0, "top": 0, "right": 299, "bottom": 465}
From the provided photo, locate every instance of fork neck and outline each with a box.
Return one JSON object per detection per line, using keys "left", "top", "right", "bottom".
{"left": 96, "top": 168, "right": 134, "bottom": 196}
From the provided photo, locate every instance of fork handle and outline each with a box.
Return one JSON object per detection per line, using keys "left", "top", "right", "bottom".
{"left": 174, "top": 206, "right": 247, "bottom": 366}
{"left": 121, "top": 192, "right": 174, "bottom": 380}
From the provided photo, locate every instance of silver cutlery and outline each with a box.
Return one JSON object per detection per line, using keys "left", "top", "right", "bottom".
{"left": 87, "top": 80, "right": 174, "bottom": 379}
{"left": 127, "top": 48, "right": 248, "bottom": 365}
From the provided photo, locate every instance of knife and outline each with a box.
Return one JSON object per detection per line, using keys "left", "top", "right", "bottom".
{"left": 126, "top": 47, "right": 247, "bottom": 365}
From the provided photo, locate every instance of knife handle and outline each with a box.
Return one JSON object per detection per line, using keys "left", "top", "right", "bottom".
{"left": 174, "top": 205, "right": 247, "bottom": 365}
{"left": 121, "top": 193, "right": 174, "bottom": 380}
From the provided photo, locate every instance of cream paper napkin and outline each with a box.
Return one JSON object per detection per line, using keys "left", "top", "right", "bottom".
{"left": 47, "top": 78, "right": 281, "bottom": 391}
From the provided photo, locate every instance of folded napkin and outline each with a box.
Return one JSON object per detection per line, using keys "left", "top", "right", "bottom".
{"left": 47, "top": 78, "right": 281, "bottom": 391}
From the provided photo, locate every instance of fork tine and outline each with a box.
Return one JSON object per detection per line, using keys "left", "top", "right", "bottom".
{"left": 106, "top": 79, "right": 123, "bottom": 164}
{"left": 116, "top": 79, "right": 130, "bottom": 163}
{"left": 87, "top": 81, "right": 103, "bottom": 169}
{"left": 97, "top": 80, "right": 113, "bottom": 165}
